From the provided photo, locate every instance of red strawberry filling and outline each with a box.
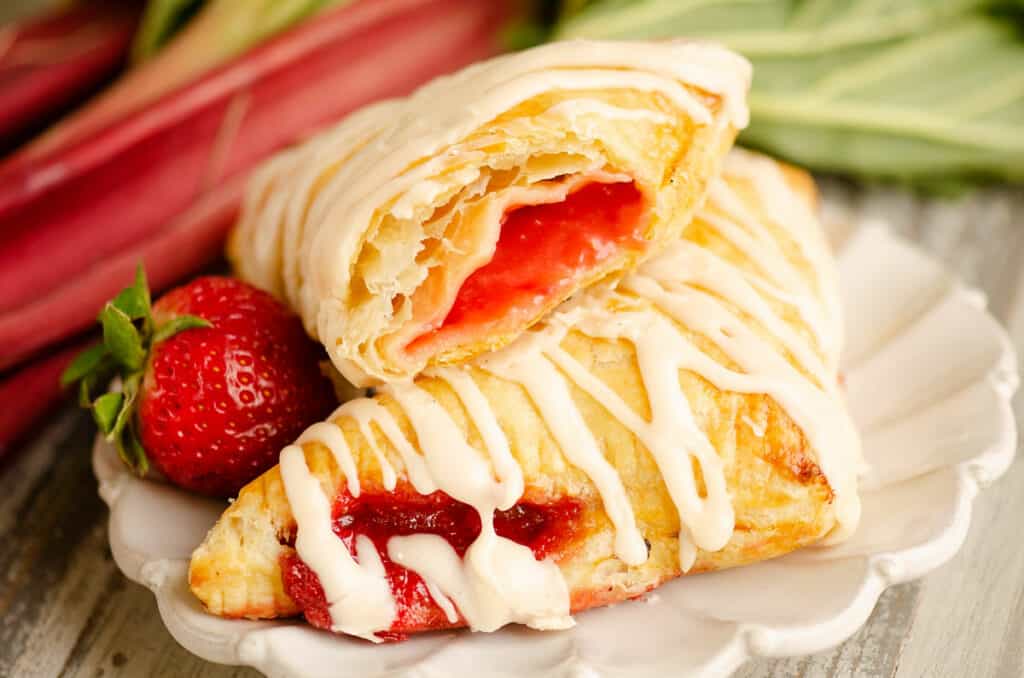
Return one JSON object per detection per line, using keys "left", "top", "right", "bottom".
{"left": 408, "top": 180, "right": 648, "bottom": 355}
{"left": 281, "top": 491, "right": 583, "bottom": 640}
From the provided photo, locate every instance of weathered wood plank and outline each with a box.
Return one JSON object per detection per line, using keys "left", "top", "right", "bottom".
{"left": 893, "top": 191, "right": 1024, "bottom": 678}
{"left": 895, "top": 458, "right": 1024, "bottom": 678}
{"left": 60, "top": 578, "right": 259, "bottom": 678}
{"left": 0, "top": 409, "right": 77, "bottom": 536}
{"left": 7, "top": 525, "right": 116, "bottom": 678}
{"left": 735, "top": 584, "right": 920, "bottom": 678}
{"left": 0, "top": 409, "right": 257, "bottom": 678}
{"left": 0, "top": 412, "right": 116, "bottom": 678}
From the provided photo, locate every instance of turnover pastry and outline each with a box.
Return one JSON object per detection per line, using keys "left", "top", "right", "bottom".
{"left": 190, "top": 149, "right": 863, "bottom": 641}
{"left": 229, "top": 39, "right": 751, "bottom": 385}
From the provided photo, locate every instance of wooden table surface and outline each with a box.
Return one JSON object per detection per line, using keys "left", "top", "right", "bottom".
{"left": 1, "top": 180, "right": 1022, "bottom": 678}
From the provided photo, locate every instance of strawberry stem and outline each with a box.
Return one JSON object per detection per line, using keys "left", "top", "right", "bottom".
{"left": 152, "top": 315, "right": 211, "bottom": 343}
{"left": 92, "top": 391, "right": 123, "bottom": 435}
{"left": 60, "top": 343, "right": 109, "bottom": 387}
{"left": 100, "top": 304, "right": 145, "bottom": 371}
{"left": 111, "top": 265, "right": 152, "bottom": 321}
{"left": 62, "top": 263, "right": 210, "bottom": 476}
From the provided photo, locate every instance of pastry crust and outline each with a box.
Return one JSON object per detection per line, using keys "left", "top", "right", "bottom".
{"left": 189, "top": 370, "right": 835, "bottom": 622}
{"left": 228, "top": 40, "right": 751, "bottom": 384}
{"left": 191, "top": 153, "right": 857, "bottom": 631}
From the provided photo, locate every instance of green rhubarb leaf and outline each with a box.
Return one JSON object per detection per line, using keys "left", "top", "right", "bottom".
{"left": 556, "top": 0, "right": 992, "bottom": 51}
{"left": 132, "top": 0, "right": 205, "bottom": 62}
{"left": 206, "top": 0, "right": 348, "bottom": 58}
{"left": 92, "top": 392, "right": 124, "bottom": 436}
{"left": 111, "top": 264, "right": 152, "bottom": 322}
{"left": 554, "top": 0, "right": 1024, "bottom": 188}
{"left": 100, "top": 304, "right": 145, "bottom": 371}
{"left": 61, "top": 343, "right": 110, "bottom": 387}
{"left": 152, "top": 314, "right": 211, "bottom": 344}
{"left": 134, "top": 0, "right": 351, "bottom": 67}
{"left": 504, "top": 20, "right": 550, "bottom": 50}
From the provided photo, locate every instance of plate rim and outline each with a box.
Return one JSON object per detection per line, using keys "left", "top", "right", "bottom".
{"left": 92, "top": 225, "right": 1020, "bottom": 678}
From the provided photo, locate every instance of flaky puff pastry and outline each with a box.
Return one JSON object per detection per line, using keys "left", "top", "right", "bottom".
{"left": 191, "top": 151, "right": 862, "bottom": 639}
{"left": 229, "top": 40, "right": 751, "bottom": 385}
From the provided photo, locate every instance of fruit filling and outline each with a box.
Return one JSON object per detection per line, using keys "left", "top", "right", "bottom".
{"left": 281, "top": 491, "right": 583, "bottom": 639}
{"left": 408, "top": 180, "right": 648, "bottom": 354}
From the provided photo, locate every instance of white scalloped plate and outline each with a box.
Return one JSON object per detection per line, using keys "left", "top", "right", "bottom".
{"left": 93, "top": 226, "right": 1018, "bottom": 678}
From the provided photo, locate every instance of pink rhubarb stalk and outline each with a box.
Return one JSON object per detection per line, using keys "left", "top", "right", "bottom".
{"left": 24, "top": 0, "right": 347, "bottom": 158}
{"left": 0, "top": 2, "right": 137, "bottom": 149}
{"left": 0, "top": 0, "right": 508, "bottom": 371}
{"left": 0, "top": 341, "right": 85, "bottom": 457}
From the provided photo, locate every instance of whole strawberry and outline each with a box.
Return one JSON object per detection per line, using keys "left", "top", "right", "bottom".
{"left": 64, "top": 268, "right": 337, "bottom": 497}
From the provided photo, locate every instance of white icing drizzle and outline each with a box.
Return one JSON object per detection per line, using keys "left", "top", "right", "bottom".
{"left": 380, "top": 382, "right": 573, "bottom": 630}
{"left": 343, "top": 399, "right": 432, "bottom": 494}
{"left": 282, "top": 371, "right": 574, "bottom": 636}
{"left": 479, "top": 348, "right": 648, "bottom": 566}
{"left": 381, "top": 383, "right": 506, "bottom": 510}
{"left": 625, "top": 277, "right": 860, "bottom": 535}
{"left": 422, "top": 573, "right": 459, "bottom": 624}
{"left": 701, "top": 189, "right": 833, "bottom": 361}
{"left": 277, "top": 155, "right": 862, "bottom": 637}
{"left": 388, "top": 530, "right": 572, "bottom": 632}
{"left": 427, "top": 368, "right": 524, "bottom": 510}
{"left": 296, "top": 422, "right": 359, "bottom": 498}
{"left": 719, "top": 149, "right": 844, "bottom": 366}
{"left": 279, "top": 446, "right": 394, "bottom": 641}
{"left": 635, "top": 241, "right": 834, "bottom": 394}
{"left": 544, "top": 332, "right": 730, "bottom": 572}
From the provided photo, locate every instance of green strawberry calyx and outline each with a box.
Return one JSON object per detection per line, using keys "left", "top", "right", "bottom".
{"left": 61, "top": 265, "right": 210, "bottom": 475}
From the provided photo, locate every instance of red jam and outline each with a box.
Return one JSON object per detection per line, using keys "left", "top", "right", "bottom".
{"left": 409, "top": 180, "right": 647, "bottom": 353}
{"left": 281, "top": 491, "right": 583, "bottom": 639}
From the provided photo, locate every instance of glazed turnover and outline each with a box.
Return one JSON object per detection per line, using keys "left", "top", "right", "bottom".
{"left": 229, "top": 39, "right": 751, "bottom": 385}
{"left": 191, "top": 137, "right": 863, "bottom": 640}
